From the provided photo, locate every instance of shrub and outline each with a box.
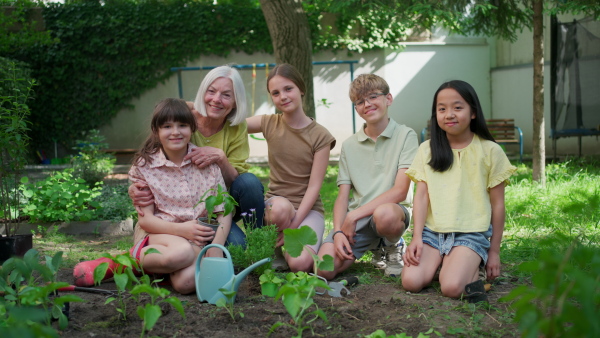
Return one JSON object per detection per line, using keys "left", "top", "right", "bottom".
{"left": 229, "top": 224, "right": 277, "bottom": 276}
{"left": 0, "top": 58, "right": 34, "bottom": 236}
{"left": 92, "top": 184, "right": 136, "bottom": 222}
{"left": 21, "top": 169, "right": 102, "bottom": 223}
{"left": 70, "top": 129, "right": 115, "bottom": 187}
{"left": 501, "top": 236, "right": 600, "bottom": 337}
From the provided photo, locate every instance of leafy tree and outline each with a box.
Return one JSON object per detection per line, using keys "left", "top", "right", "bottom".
{"left": 258, "top": 0, "right": 599, "bottom": 183}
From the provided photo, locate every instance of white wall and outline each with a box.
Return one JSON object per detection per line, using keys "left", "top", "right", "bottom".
{"left": 101, "top": 38, "right": 492, "bottom": 159}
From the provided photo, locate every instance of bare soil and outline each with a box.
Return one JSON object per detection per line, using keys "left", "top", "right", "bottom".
{"left": 38, "top": 234, "right": 520, "bottom": 338}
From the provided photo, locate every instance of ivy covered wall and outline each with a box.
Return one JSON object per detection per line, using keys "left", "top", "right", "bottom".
{"left": 5, "top": 1, "right": 280, "bottom": 152}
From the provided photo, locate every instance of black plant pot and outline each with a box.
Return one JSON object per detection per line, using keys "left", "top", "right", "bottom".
{"left": 0, "top": 233, "right": 33, "bottom": 264}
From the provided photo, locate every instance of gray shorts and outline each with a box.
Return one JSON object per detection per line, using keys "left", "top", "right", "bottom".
{"left": 422, "top": 225, "right": 493, "bottom": 266}
{"left": 324, "top": 204, "right": 410, "bottom": 259}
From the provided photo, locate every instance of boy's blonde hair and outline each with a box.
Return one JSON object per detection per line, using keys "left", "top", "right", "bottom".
{"left": 349, "top": 74, "right": 390, "bottom": 103}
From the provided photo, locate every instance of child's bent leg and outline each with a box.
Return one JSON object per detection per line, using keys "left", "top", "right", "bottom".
{"left": 169, "top": 244, "right": 203, "bottom": 294}
{"left": 264, "top": 196, "right": 296, "bottom": 231}
{"left": 317, "top": 242, "right": 354, "bottom": 280}
{"left": 142, "top": 234, "right": 197, "bottom": 274}
{"left": 286, "top": 211, "right": 325, "bottom": 273}
{"left": 373, "top": 203, "right": 407, "bottom": 241}
{"left": 438, "top": 246, "right": 481, "bottom": 298}
{"left": 401, "top": 244, "right": 442, "bottom": 292}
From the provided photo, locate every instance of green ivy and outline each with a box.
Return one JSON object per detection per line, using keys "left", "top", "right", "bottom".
{"left": 7, "top": 1, "right": 274, "bottom": 151}
{"left": 2, "top": 0, "right": 408, "bottom": 154}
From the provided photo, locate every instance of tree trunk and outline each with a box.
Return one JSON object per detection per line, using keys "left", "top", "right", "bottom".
{"left": 532, "top": 0, "right": 546, "bottom": 185}
{"left": 259, "top": 0, "right": 315, "bottom": 118}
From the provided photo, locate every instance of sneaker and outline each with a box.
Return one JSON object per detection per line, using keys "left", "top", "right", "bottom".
{"left": 271, "top": 246, "right": 289, "bottom": 271}
{"left": 73, "top": 257, "right": 119, "bottom": 287}
{"left": 383, "top": 238, "right": 406, "bottom": 277}
{"left": 370, "top": 247, "right": 386, "bottom": 269}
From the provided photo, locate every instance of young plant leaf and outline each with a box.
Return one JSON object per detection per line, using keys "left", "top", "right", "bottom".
{"left": 283, "top": 227, "right": 317, "bottom": 258}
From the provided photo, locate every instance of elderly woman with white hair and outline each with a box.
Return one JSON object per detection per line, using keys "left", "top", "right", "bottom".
{"left": 130, "top": 65, "right": 264, "bottom": 246}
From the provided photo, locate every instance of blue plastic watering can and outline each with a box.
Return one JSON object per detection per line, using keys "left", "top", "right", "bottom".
{"left": 195, "top": 244, "right": 270, "bottom": 305}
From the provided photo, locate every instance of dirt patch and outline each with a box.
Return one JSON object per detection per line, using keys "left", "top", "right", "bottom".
{"left": 39, "top": 235, "right": 519, "bottom": 337}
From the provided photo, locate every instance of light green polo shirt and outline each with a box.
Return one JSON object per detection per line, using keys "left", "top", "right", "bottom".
{"left": 338, "top": 118, "right": 419, "bottom": 212}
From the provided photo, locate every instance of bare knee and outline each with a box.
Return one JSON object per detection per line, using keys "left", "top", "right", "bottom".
{"left": 318, "top": 269, "right": 337, "bottom": 281}
{"left": 401, "top": 276, "right": 425, "bottom": 293}
{"left": 264, "top": 199, "right": 294, "bottom": 228}
{"left": 288, "top": 258, "right": 313, "bottom": 273}
{"left": 171, "top": 276, "right": 196, "bottom": 295}
{"left": 440, "top": 280, "right": 465, "bottom": 298}
{"left": 373, "top": 204, "right": 405, "bottom": 238}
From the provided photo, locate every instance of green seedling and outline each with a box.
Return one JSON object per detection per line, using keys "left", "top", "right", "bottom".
{"left": 268, "top": 226, "right": 334, "bottom": 337}
{"left": 131, "top": 278, "right": 185, "bottom": 337}
{"left": 0, "top": 249, "right": 84, "bottom": 335}
{"left": 259, "top": 269, "right": 284, "bottom": 297}
{"left": 194, "top": 184, "right": 238, "bottom": 224}
{"left": 216, "top": 284, "right": 244, "bottom": 321}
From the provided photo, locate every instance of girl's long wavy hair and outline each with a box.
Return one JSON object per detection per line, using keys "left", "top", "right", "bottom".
{"left": 428, "top": 80, "right": 495, "bottom": 172}
{"left": 133, "top": 98, "right": 197, "bottom": 166}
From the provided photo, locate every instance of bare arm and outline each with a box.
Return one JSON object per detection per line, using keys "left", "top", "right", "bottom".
{"left": 332, "top": 184, "right": 354, "bottom": 260}
{"left": 288, "top": 146, "right": 331, "bottom": 230}
{"left": 344, "top": 168, "right": 412, "bottom": 224}
{"left": 246, "top": 115, "right": 262, "bottom": 134}
{"left": 137, "top": 204, "right": 215, "bottom": 246}
{"left": 404, "top": 180, "right": 429, "bottom": 267}
{"left": 487, "top": 182, "right": 505, "bottom": 281}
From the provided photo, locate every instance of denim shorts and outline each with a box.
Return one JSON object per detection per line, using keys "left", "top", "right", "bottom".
{"left": 324, "top": 204, "right": 410, "bottom": 259}
{"left": 422, "top": 225, "right": 493, "bottom": 266}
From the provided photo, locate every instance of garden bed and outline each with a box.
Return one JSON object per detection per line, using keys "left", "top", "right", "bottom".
{"left": 36, "top": 233, "right": 520, "bottom": 337}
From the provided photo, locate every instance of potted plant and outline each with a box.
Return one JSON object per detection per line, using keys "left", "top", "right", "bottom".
{"left": 194, "top": 184, "right": 238, "bottom": 231}
{"left": 259, "top": 268, "right": 284, "bottom": 297}
{"left": 0, "top": 59, "right": 34, "bottom": 263}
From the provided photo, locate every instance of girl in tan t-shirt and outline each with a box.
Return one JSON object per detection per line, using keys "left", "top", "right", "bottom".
{"left": 247, "top": 64, "right": 335, "bottom": 273}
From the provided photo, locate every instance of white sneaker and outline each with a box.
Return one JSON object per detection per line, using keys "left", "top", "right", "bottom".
{"left": 383, "top": 238, "right": 405, "bottom": 277}
{"left": 271, "top": 247, "right": 289, "bottom": 271}
{"left": 370, "top": 247, "right": 386, "bottom": 269}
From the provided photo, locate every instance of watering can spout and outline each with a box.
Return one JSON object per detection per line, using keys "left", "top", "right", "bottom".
{"left": 233, "top": 257, "right": 271, "bottom": 290}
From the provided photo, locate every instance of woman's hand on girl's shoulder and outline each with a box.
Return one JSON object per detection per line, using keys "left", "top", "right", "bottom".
{"left": 403, "top": 239, "right": 423, "bottom": 267}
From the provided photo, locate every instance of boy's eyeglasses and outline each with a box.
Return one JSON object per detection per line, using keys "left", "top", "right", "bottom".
{"left": 354, "top": 93, "right": 386, "bottom": 108}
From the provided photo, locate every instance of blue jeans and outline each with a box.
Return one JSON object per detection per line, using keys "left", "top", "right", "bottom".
{"left": 225, "top": 172, "right": 265, "bottom": 247}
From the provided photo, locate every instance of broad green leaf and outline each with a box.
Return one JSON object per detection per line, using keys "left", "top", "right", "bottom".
{"left": 283, "top": 226, "right": 317, "bottom": 257}
{"left": 93, "top": 262, "right": 109, "bottom": 286}
{"left": 142, "top": 304, "right": 162, "bottom": 331}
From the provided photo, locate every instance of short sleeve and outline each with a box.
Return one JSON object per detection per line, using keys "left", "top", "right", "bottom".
{"left": 337, "top": 146, "right": 351, "bottom": 186}
{"left": 488, "top": 144, "right": 517, "bottom": 189}
{"left": 128, "top": 163, "right": 147, "bottom": 186}
{"left": 405, "top": 142, "right": 429, "bottom": 182}
{"left": 398, "top": 129, "right": 419, "bottom": 170}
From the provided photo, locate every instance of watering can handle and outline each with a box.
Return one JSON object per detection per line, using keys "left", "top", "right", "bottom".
{"left": 195, "top": 243, "right": 232, "bottom": 271}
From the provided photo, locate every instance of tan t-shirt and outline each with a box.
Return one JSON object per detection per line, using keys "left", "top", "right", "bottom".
{"left": 261, "top": 114, "right": 336, "bottom": 213}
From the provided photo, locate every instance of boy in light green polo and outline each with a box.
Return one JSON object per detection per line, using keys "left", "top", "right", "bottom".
{"left": 318, "top": 74, "right": 418, "bottom": 278}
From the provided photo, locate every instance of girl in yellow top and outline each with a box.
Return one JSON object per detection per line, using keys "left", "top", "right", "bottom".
{"left": 402, "top": 80, "right": 516, "bottom": 302}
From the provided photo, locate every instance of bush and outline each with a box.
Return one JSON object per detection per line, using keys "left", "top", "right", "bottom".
{"left": 70, "top": 129, "right": 115, "bottom": 187}
{"left": 92, "top": 184, "right": 136, "bottom": 222}
{"left": 21, "top": 169, "right": 102, "bottom": 223}
{"left": 501, "top": 235, "right": 600, "bottom": 337}
{"left": 229, "top": 224, "right": 277, "bottom": 276}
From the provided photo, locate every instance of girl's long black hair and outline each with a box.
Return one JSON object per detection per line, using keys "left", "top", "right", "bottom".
{"left": 132, "top": 98, "right": 197, "bottom": 166}
{"left": 428, "top": 80, "right": 495, "bottom": 172}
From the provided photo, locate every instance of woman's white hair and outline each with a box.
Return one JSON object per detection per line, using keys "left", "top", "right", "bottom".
{"left": 193, "top": 65, "right": 247, "bottom": 126}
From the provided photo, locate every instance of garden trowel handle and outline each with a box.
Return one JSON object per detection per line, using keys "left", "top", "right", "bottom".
{"left": 339, "top": 276, "right": 359, "bottom": 287}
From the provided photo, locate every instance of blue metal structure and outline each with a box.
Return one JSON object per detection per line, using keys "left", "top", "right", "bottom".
{"left": 170, "top": 60, "right": 360, "bottom": 132}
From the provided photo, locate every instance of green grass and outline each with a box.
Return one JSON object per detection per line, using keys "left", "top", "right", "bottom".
{"left": 251, "top": 156, "right": 600, "bottom": 277}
